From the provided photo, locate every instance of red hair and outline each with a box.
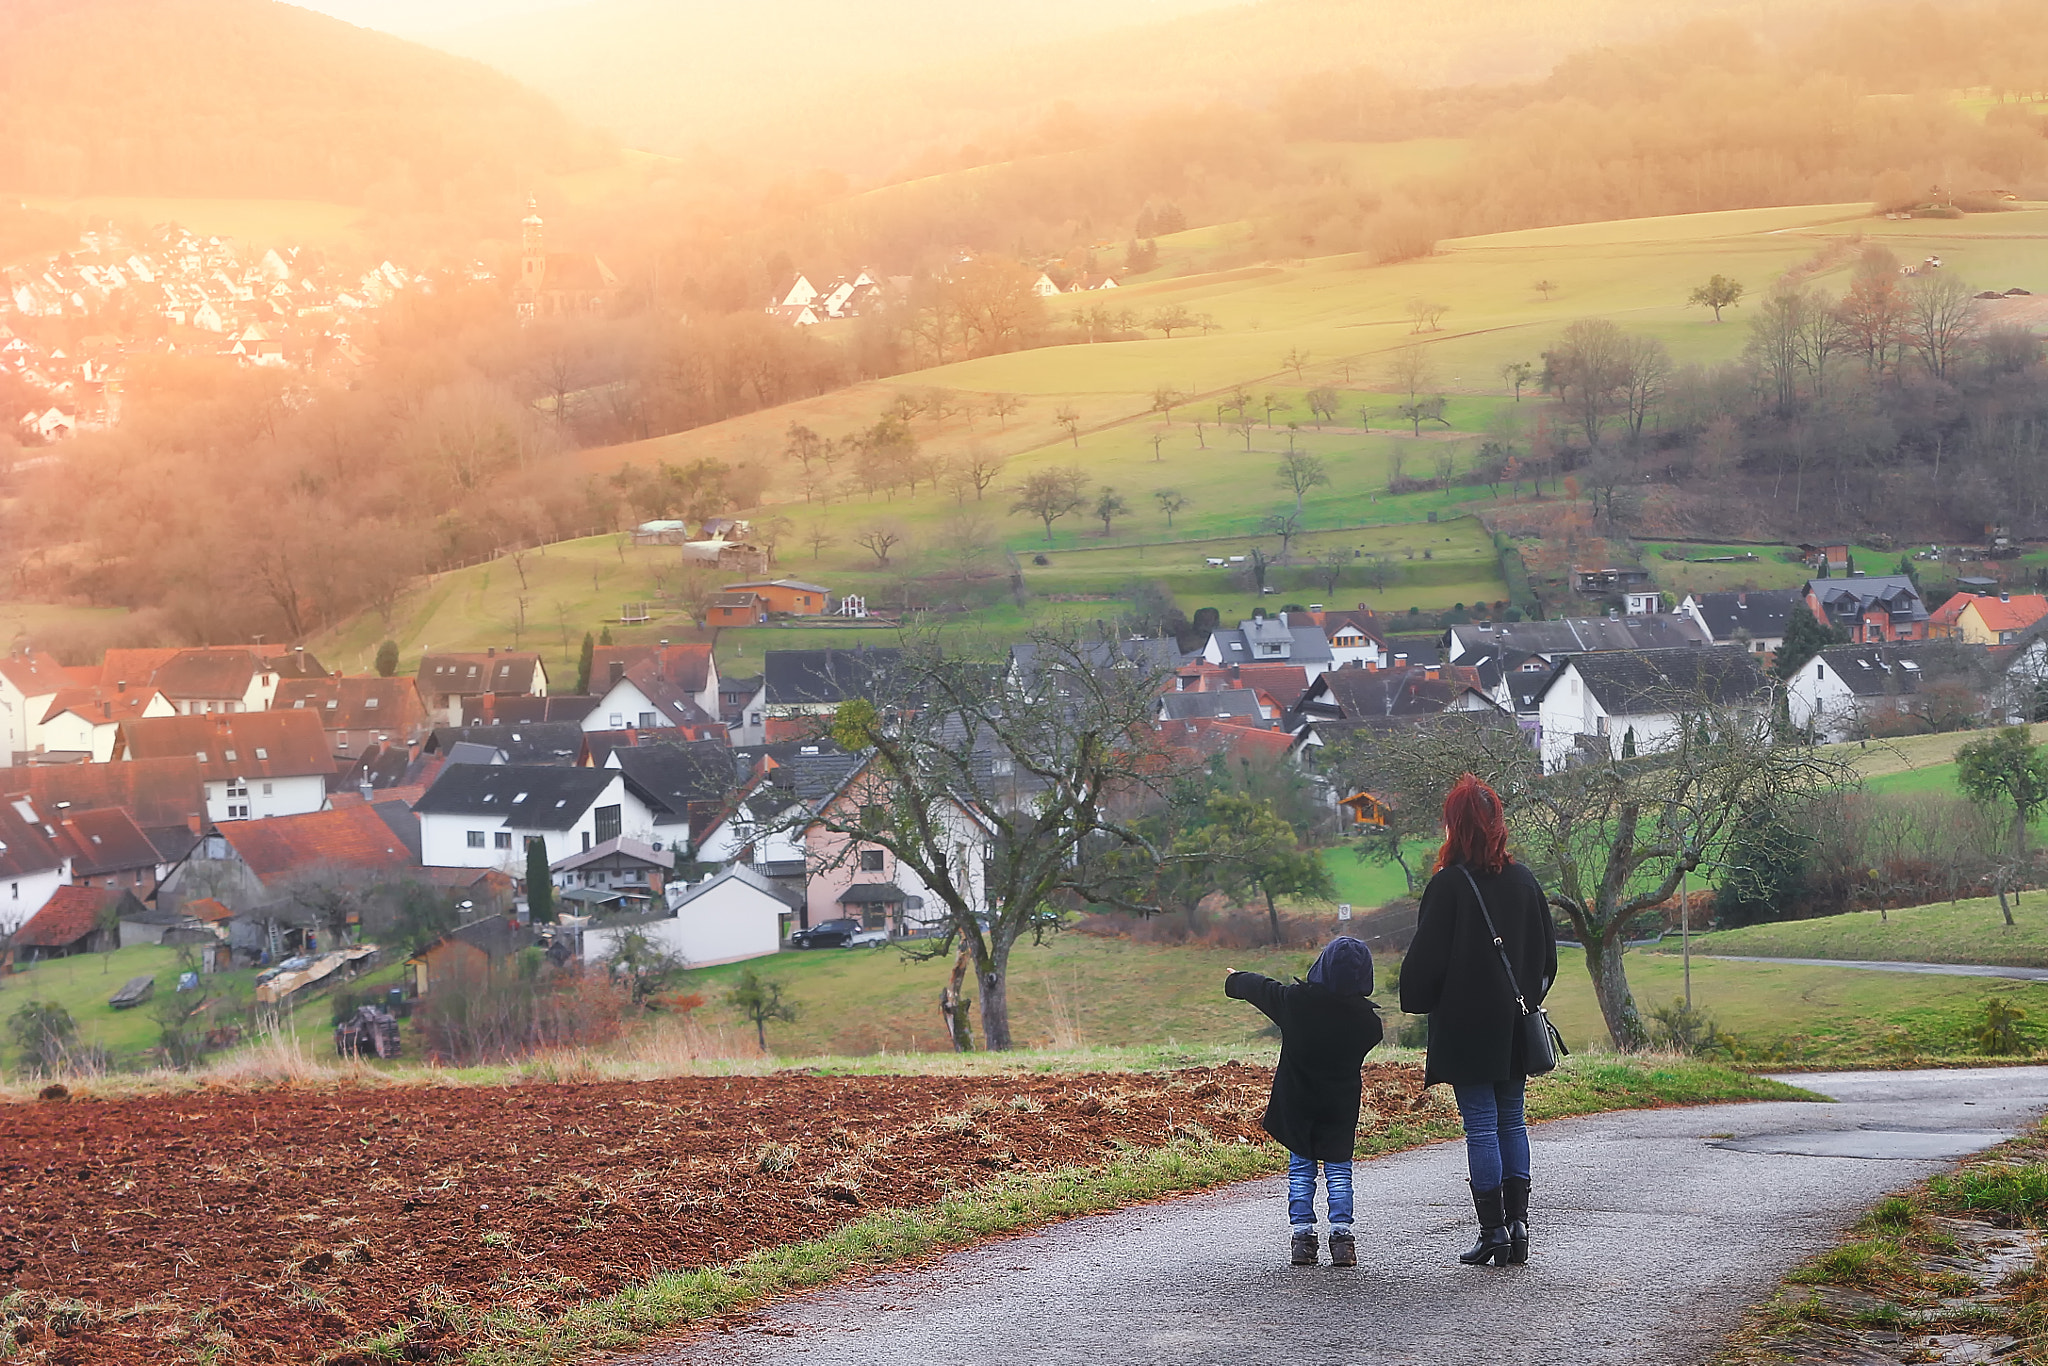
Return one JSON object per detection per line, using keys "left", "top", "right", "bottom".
{"left": 1432, "top": 773, "right": 1510, "bottom": 876}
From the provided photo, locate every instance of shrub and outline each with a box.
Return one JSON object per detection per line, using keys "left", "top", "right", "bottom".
{"left": 1647, "top": 998, "right": 1725, "bottom": 1054}
{"left": 414, "top": 966, "right": 627, "bottom": 1065}
{"left": 1970, "top": 997, "right": 2030, "bottom": 1056}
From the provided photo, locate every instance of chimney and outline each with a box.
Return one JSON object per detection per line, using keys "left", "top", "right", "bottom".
{"left": 487, "top": 646, "right": 496, "bottom": 658}
{"left": 2002, "top": 591, "right": 2012, "bottom": 603}
{"left": 1425, "top": 665, "right": 1440, "bottom": 681}
{"left": 1394, "top": 653, "right": 1408, "bottom": 667}
{"left": 101, "top": 701, "right": 111, "bottom": 718}
{"left": 608, "top": 660, "right": 625, "bottom": 686}
{"left": 116, "top": 680, "right": 126, "bottom": 694}
{"left": 358, "top": 780, "right": 374, "bottom": 801}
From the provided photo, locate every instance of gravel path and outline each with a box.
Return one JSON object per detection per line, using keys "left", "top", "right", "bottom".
{"left": 1698, "top": 955, "right": 2048, "bottom": 981}
{"left": 624, "top": 1067, "right": 2048, "bottom": 1366}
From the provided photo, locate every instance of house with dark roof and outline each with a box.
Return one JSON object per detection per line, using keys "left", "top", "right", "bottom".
{"left": 412, "top": 763, "right": 658, "bottom": 872}
{"left": 9, "top": 884, "right": 115, "bottom": 961}
{"left": 1445, "top": 614, "right": 1712, "bottom": 667}
{"left": 1159, "top": 688, "right": 1275, "bottom": 723}
{"left": 414, "top": 650, "right": 549, "bottom": 727}
{"left": 1199, "top": 611, "right": 1335, "bottom": 678}
{"left": 410, "top": 914, "right": 535, "bottom": 997}
{"left": 1785, "top": 642, "right": 1999, "bottom": 742}
{"left": 587, "top": 656, "right": 725, "bottom": 738}
{"left": 425, "top": 721, "right": 585, "bottom": 766}
{"left": 1534, "top": 646, "right": 1772, "bottom": 771}
{"left": 707, "top": 592, "right": 768, "bottom": 628}
{"left": 274, "top": 675, "right": 431, "bottom": 762}
{"left": 604, "top": 739, "right": 741, "bottom": 851}
{"left": 1675, "top": 589, "right": 1804, "bottom": 658}
{"left": 52, "top": 806, "right": 163, "bottom": 894}
{"left": 1805, "top": 576, "right": 1929, "bottom": 644}
{"left": 761, "top": 648, "right": 902, "bottom": 740}
{"left": 1291, "top": 663, "right": 1501, "bottom": 736}
{"left": 112, "top": 711, "right": 334, "bottom": 822}
{"left": 1315, "top": 609, "right": 1392, "bottom": 669}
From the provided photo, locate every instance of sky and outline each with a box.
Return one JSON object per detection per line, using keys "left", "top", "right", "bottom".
{"left": 282, "top": 0, "right": 574, "bottom": 34}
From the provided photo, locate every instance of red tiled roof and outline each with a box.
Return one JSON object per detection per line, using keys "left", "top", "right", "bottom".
{"left": 217, "top": 804, "right": 418, "bottom": 881}
{"left": 1967, "top": 594, "right": 2048, "bottom": 633}
{"left": 53, "top": 807, "right": 160, "bottom": 876}
{"left": 0, "top": 798, "right": 64, "bottom": 879}
{"left": 592, "top": 643, "right": 713, "bottom": 696}
{"left": 97, "top": 648, "right": 186, "bottom": 689}
{"left": 115, "top": 711, "right": 335, "bottom": 781}
{"left": 183, "top": 897, "right": 235, "bottom": 923}
{"left": 415, "top": 652, "right": 546, "bottom": 696}
{"left": 12, "top": 884, "right": 111, "bottom": 948}
{"left": 1928, "top": 595, "right": 1974, "bottom": 629}
{"left": 39, "top": 685, "right": 167, "bottom": 727}
{"left": 146, "top": 649, "right": 260, "bottom": 701}
{"left": 1151, "top": 717, "right": 1295, "bottom": 764}
{"left": 0, "top": 756, "right": 206, "bottom": 830}
{"left": 275, "top": 675, "right": 429, "bottom": 735}
{"left": 0, "top": 650, "right": 67, "bottom": 697}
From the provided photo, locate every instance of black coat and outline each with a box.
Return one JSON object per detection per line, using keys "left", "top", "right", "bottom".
{"left": 1399, "top": 861, "right": 1558, "bottom": 1088}
{"left": 1225, "top": 971, "right": 1384, "bottom": 1161}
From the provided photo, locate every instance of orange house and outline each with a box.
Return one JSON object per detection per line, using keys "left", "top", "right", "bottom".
{"left": 724, "top": 579, "right": 830, "bottom": 615}
{"left": 708, "top": 592, "right": 768, "bottom": 627}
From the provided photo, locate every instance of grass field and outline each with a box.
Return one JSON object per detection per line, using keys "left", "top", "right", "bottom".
{"left": 665, "top": 925, "right": 2047, "bottom": 1063}
{"left": 1, "top": 942, "right": 405, "bottom": 1071}
{"left": 1686, "top": 895, "right": 2048, "bottom": 968}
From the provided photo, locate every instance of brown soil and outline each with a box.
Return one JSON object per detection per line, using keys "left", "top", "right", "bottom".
{"left": 0, "top": 1064, "right": 1424, "bottom": 1365}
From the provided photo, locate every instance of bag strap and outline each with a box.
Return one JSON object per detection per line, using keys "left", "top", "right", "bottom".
{"left": 1457, "top": 864, "right": 1530, "bottom": 1018}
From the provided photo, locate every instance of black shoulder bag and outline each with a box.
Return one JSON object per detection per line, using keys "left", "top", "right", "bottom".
{"left": 1457, "top": 865, "right": 1567, "bottom": 1077}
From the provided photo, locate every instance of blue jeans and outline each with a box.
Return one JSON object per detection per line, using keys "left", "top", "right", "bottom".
{"left": 1451, "top": 1078, "right": 1530, "bottom": 1193}
{"left": 1287, "top": 1152, "right": 1354, "bottom": 1232}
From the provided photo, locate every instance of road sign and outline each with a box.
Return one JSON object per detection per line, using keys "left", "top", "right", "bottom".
{"left": 1337, "top": 903, "right": 1352, "bottom": 921}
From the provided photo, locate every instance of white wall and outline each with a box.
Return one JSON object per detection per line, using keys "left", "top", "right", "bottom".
{"left": 419, "top": 776, "right": 656, "bottom": 870}
{"left": 582, "top": 886, "right": 785, "bottom": 967}
{"left": 588, "top": 677, "right": 664, "bottom": 732}
{"left": 204, "top": 773, "right": 328, "bottom": 822}
{"left": 1, "top": 865, "right": 67, "bottom": 935}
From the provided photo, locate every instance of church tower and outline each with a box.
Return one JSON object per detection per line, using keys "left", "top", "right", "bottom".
{"left": 518, "top": 196, "right": 546, "bottom": 318}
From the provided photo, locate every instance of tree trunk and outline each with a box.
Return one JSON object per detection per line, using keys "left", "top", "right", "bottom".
{"left": 979, "top": 938, "right": 1014, "bottom": 1050}
{"left": 1266, "top": 888, "right": 1282, "bottom": 945}
{"left": 1583, "top": 929, "right": 1650, "bottom": 1049}
{"left": 754, "top": 1015, "right": 767, "bottom": 1050}
{"left": 941, "top": 947, "right": 974, "bottom": 1052}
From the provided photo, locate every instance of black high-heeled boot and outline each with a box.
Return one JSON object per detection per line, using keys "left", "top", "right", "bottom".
{"left": 1502, "top": 1177, "right": 1530, "bottom": 1265}
{"left": 1457, "top": 1184, "right": 1512, "bottom": 1266}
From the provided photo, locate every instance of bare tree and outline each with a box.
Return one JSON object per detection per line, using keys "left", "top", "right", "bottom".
{"left": 1499, "top": 360, "right": 1534, "bottom": 401}
{"left": 790, "top": 632, "right": 1181, "bottom": 1050}
{"left": 1368, "top": 701, "right": 1852, "bottom": 1049}
{"left": 1053, "top": 405, "right": 1082, "bottom": 447}
{"left": 1385, "top": 345, "right": 1436, "bottom": 401}
{"left": 852, "top": 521, "right": 908, "bottom": 566}
{"left": 1404, "top": 298, "right": 1449, "bottom": 333}
{"left": 1282, "top": 347, "right": 1311, "bottom": 379}
{"left": 804, "top": 521, "right": 837, "bottom": 561}
{"left": 943, "top": 449, "right": 1007, "bottom": 503}
{"left": 1542, "top": 318, "right": 1628, "bottom": 447}
{"left": 1261, "top": 509, "right": 1305, "bottom": 560}
{"left": 1150, "top": 386, "right": 1183, "bottom": 422}
{"left": 1154, "top": 488, "right": 1190, "bottom": 528}
{"left": 1312, "top": 545, "right": 1349, "bottom": 596}
{"left": 1275, "top": 451, "right": 1330, "bottom": 515}
{"left": 1907, "top": 273, "right": 1981, "bottom": 382}
{"left": 1009, "top": 466, "right": 1090, "bottom": 541}
{"left": 988, "top": 393, "right": 1024, "bottom": 426}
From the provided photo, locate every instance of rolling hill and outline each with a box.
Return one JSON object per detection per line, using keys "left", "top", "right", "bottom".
{"left": 0, "top": 0, "right": 613, "bottom": 204}
{"left": 427, "top": 0, "right": 1851, "bottom": 173}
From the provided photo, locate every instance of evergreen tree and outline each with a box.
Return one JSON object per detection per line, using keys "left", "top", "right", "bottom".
{"left": 525, "top": 839, "right": 555, "bottom": 923}
{"left": 1772, "top": 610, "right": 1849, "bottom": 685}
{"left": 374, "top": 640, "right": 399, "bottom": 678}
{"left": 1713, "top": 800, "right": 1813, "bottom": 928}
{"left": 576, "top": 632, "right": 595, "bottom": 694}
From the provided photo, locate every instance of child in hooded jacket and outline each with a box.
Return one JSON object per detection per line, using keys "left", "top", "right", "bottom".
{"left": 1224, "top": 936, "right": 1383, "bottom": 1267}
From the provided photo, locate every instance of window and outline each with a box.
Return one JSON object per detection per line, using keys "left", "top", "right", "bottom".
{"left": 467, "top": 831, "right": 487, "bottom": 848}
{"left": 226, "top": 779, "right": 248, "bottom": 798}
{"left": 261, "top": 782, "right": 273, "bottom": 796}
{"left": 638, "top": 711, "right": 658, "bottom": 729}
{"left": 363, "top": 696, "right": 378, "bottom": 709}
{"left": 227, "top": 804, "right": 249, "bottom": 819}
{"left": 860, "top": 849, "right": 885, "bottom": 872}
{"left": 748, "top": 713, "right": 762, "bottom": 727}
{"left": 224, "top": 749, "right": 237, "bottom": 761}
{"left": 595, "top": 804, "right": 622, "bottom": 844}
{"left": 494, "top": 831, "right": 512, "bottom": 849}
{"left": 608, "top": 713, "right": 624, "bottom": 729}
{"left": 324, "top": 699, "right": 337, "bottom": 709}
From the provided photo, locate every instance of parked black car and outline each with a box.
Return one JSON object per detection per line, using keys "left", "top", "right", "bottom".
{"left": 788, "top": 918, "right": 862, "bottom": 949}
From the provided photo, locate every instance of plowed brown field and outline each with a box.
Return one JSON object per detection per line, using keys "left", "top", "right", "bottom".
{"left": 1, "top": 1064, "right": 1424, "bottom": 1365}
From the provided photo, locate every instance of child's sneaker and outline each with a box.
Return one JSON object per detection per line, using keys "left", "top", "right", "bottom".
{"left": 1328, "top": 1230, "right": 1357, "bottom": 1267}
{"left": 1290, "top": 1230, "right": 1319, "bottom": 1265}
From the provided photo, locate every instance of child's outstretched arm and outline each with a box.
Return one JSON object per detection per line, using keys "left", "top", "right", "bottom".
{"left": 1223, "top": 967, "right": 1286, "bottom": 1024}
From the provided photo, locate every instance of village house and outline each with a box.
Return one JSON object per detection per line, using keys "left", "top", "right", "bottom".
{"left": 801, "top": 754, "right": 987, "bottom": 939}
{"left": 410, "top": 915, "right": 534, "bottom": 997}
{"left": 99, "top": 645, "right": 320, "bottom": 715}
{"left": 0, "top": 755, "right": 208, "bottom": 866}
{"left": 1289, "top": 662, "right": 1502, "bottom": 740}
{"left": 1805, "top": 575, "right": 1930, "bottom": 644}
{"left": 1675, "top": 589, "right": 1804, "bottom": 658}
{"left": 757, "top": 648, "right": 902, "bottom": 742}
{"left": 1314, "top": 609, "right": 1392, "bottom": 669}
{"left": 411, "top": 763, "right": 659, "bottom": 874}
{"left": 1013, "top": 637, "right": 1182, "bottom": 691}
{"left": 0, "top": 796, "right": 71, "bottom": 933}
{"left": 414, "top": 650, "right": 549, "bottom": 727}
{"left": 8, "top": 885, "right": 117, "bottom": 962}
{"left": 1785, "top": 642, "right": 1998, "bottom": 742}
{"left": 0, "top": 650, "right": 69, "bottom": 765}
{"left": 588, "top": 643, "right": 717, "bottom": 716}
{"left": 51, "top": 805, "right": 165, "bottom": 894}
{"left": 1533, "top": 646, "right": 1772, "bottom": 772}
{"left": 1158, "top": 688, "right": 1278, "bottom": 723}
{"left": 707, "top": 592, "right": 768, "bottom": 628}
{"left": 1199, "top": 611, "right": 1336, "bottom": 679}
{"left": 587, "top": 649, "right": 721, "bottom": 735}
{"left": 581, "top": 863, "right": 797, "bottom": 969}
{"left": 550, "top": 837, "right": 672, "bottom": 902}
{"left": 34, "top": 685, "right": 176, "bottom": 761}
{"left": 111, "top": 711, "right": 336, "bottom": 822}
{"left": 723, "top": 579, "right": 831, "bottom": 615}
{"left": 603, "top": 739, "right": 743, "bottom": 854}
{"left": 1948, "top": 591, "right": 2048, "bottom": 646}
{"left": 274, "top": 675, "right": 431, "bottom": 762}
{"left": 1443, "top": 614, "right": 1712, "bottom": 668}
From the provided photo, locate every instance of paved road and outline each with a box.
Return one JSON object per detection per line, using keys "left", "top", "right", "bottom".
{"left": 625, "top": 1067, "right": 2048, "bottom": 1366}
{"left": 1699, "top": 954, "right": 2048, "bottom": 981}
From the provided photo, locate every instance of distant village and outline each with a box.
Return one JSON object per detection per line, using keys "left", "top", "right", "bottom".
{"left": 3, "top": 218, "right": 442, "bottom": 441}
{"left": 5, "top": 542, "right": 2048, "bottom": 1012}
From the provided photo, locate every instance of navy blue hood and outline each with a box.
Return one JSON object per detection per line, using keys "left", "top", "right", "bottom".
{"left": 1306, "top": 936, "right": 1374, "bottom": 996}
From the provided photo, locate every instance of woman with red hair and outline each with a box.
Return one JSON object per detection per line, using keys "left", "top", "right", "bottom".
{"left": 1400, "top": 773, "right": 1557, "bottom": 1269}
